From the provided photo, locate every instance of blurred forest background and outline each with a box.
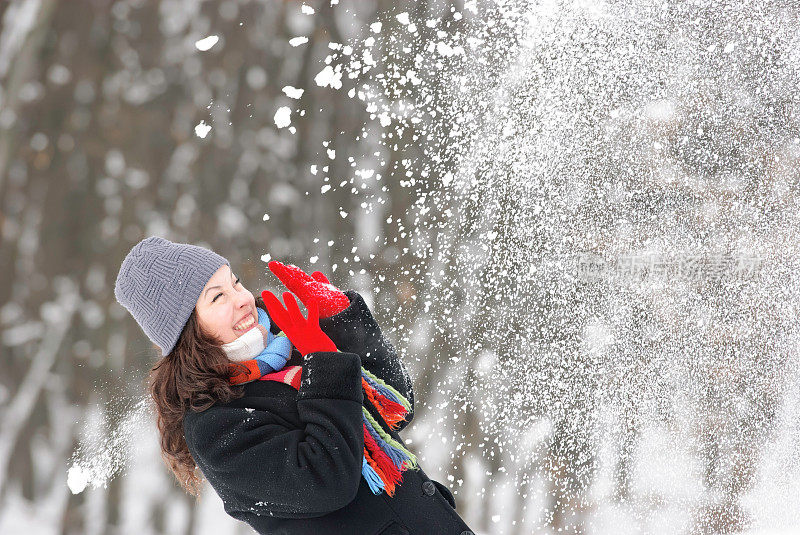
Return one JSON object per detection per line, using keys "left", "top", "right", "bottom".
{"left": 2, "top": 0, "right": 800, "bottom": 534}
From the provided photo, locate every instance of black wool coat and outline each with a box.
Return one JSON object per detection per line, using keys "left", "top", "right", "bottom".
{"left": 183, "top": 290, "right": 475, "bottom": 535}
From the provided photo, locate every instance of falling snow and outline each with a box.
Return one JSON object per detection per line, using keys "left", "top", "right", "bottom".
{"left": 282, "top": 85, "right": 305, "bottom": 99}
{"left": 193, "top": 120, "right": 211, "bottom": 138}
{"left": 273, "top": 106, "right": 292, "bottom": 128}
{"left": 289, "top": 36, "right": 309, "bottom": 47}
{"left": 306, "top": 0, "right": 800, "bottom": 531}
{"left": 67, "top": 397, "right": 152, "bottom": 494}
{"left": 194, "top": 35, "right": 219, "bottom": 51}
{"left": 314, "top": 65, "right": 343, "bottom": 89}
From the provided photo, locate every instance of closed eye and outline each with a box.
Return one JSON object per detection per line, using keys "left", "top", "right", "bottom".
{"left": 212, "top": 277, "right": 241, "bottom": 302}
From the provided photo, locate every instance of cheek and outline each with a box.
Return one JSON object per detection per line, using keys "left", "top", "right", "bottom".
{"left": 240, "top": 290, "right": 256, "bottom": 310}
{"left": 207, "top": 308, "right": 234, "bottom": 334}
{"left": 214, "top": 309, "right": 238, "bottom": 343}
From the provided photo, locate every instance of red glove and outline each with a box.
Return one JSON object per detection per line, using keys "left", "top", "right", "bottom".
{"left": 261, "top": 290, "right": 337, "bottom": 356}
{"left": 268, "top": 261, "right": 350, "bottom": 318}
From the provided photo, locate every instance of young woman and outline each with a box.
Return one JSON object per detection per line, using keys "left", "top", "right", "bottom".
{"left": 114, "top": 236, "right": 475, "bottom": 535}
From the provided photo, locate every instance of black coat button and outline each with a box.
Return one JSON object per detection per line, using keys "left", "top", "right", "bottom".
{"left": 460, "top": 532, "right": 474, "bottom": 535}
{"left": 421, "top": 480, "right": 435, "bottom": 496}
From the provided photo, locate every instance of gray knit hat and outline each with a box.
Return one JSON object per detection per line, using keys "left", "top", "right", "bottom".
{"left": 114, "top": 236, "right": 230, "bottom": 356}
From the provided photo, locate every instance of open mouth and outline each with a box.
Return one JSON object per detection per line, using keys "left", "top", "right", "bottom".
{"left": 232, "top": 312, "right": 257, "bottom": 333}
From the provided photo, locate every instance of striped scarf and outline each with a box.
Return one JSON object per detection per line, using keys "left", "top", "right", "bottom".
{"left": 257, "top": 364, "right": 419, "bottom": 496}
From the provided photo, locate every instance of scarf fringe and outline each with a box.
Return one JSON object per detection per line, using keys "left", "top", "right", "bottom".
{"left": 363, "top": 426, "right": 398, "bottom": 495}
{"left": 361, "top": 455, "right": 385, "bottom": 494}
{"left": 362, "top": 378, "right": 408, "bottom": 429}
{"left": 363, "top": 412, "right": 410, "bottom": 472}
{"left": 357, "top": 367, "right": 419, "bottom": 497}
{"left": 362, "top": 406, "right": 419, "bottom": 471}
{"left": 361, "top": 367, "right": 412, "bottom": 411}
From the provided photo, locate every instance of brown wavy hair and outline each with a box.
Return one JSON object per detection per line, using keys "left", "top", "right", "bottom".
{"left": 147, "top": 297, "right": 268, "bottom": 497}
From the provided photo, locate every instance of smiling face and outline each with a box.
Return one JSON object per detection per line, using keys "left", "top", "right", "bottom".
{"left": 195, "top": 264, "right": 258, "bottom": 345}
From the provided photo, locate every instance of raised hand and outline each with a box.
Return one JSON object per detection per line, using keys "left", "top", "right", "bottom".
{"left": 261, "top": 290, "right": 338, "bottom": 356}
{"left": 268, "top": 261, "right": 350, "bottom": 318}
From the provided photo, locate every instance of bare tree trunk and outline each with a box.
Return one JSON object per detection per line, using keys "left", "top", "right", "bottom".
{"left": 0, "top": 290, "right": 77, "bottom": 506}
{"left": 0, "top": 0, "right": 58, "bottom": 201}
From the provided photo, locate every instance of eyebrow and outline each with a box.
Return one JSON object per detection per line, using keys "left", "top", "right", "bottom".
{"left": 204, "top": 273, "right": 237, "bottom": 300}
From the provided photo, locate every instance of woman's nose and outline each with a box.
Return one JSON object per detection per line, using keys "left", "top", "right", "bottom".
{"left": 234, "top": 291, "right": 250, "bottom": 308}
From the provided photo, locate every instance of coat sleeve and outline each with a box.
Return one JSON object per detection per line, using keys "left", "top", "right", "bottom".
{"left": 183, "top": 351, "right": 365, "bottom": 517}
{"left": 318, "top": 290, "right": 415, "bottom": 432}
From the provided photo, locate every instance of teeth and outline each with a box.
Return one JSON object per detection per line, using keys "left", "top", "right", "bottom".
{"left": 234, "top": 315, "right": 255, "bottom": 331}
